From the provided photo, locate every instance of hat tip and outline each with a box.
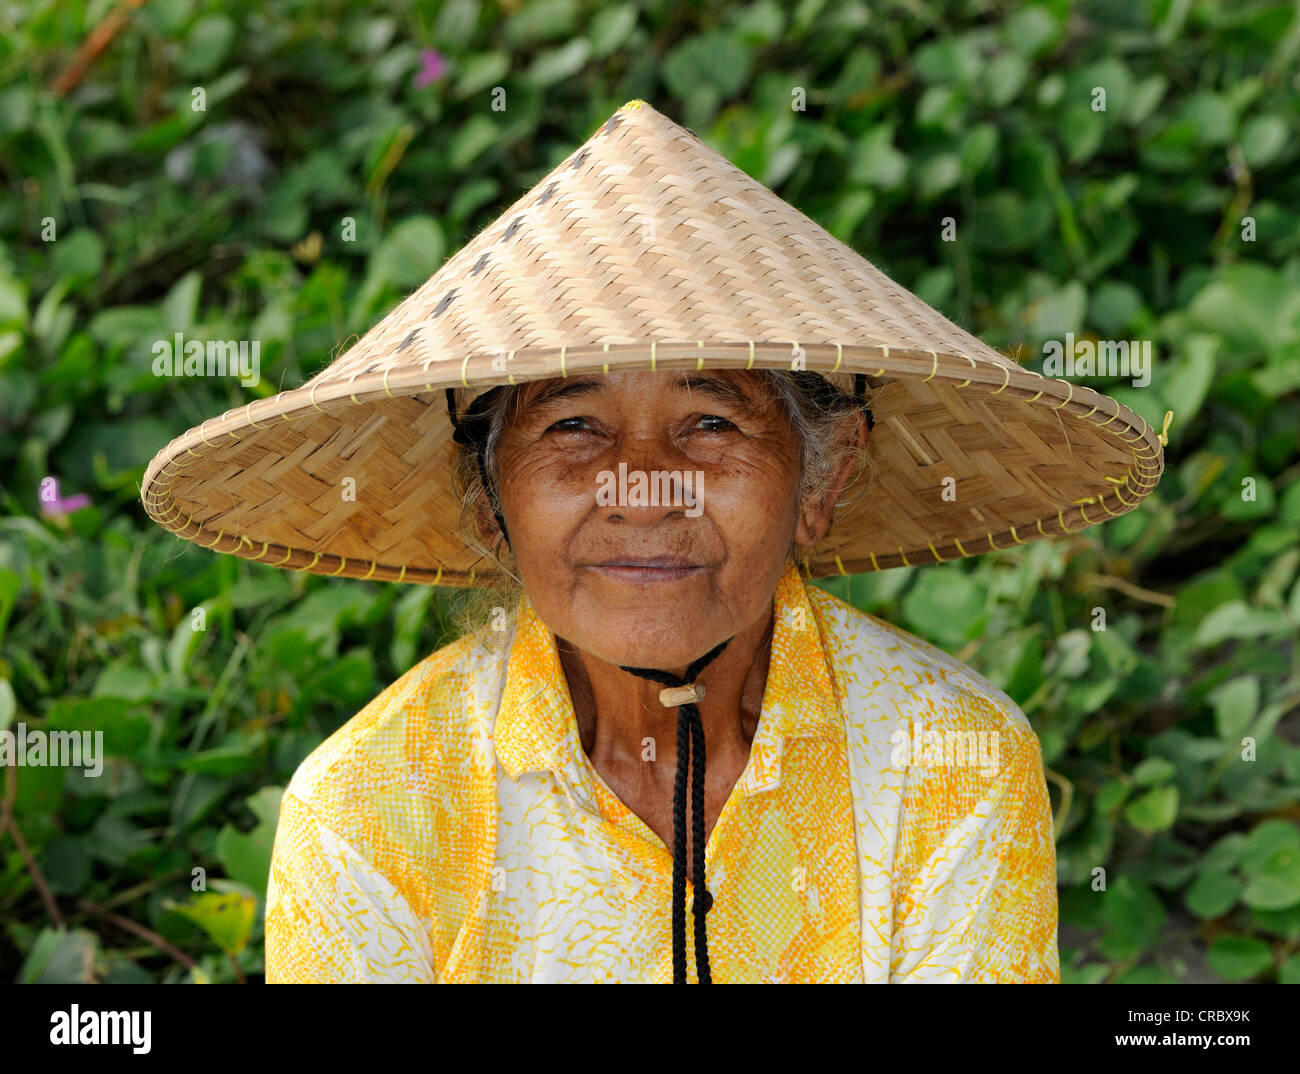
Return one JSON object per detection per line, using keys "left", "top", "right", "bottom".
{"left": 618, "top": 99, "right": 649, "bottom": 112}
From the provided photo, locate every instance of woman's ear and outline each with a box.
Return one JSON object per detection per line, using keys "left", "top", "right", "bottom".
{"left": 793, "top": 409, "right": 869, "bottom": 546}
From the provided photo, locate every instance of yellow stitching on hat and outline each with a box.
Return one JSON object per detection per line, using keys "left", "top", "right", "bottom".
{"left": 1009, "top": 525, "right": 1027, "bottom": 545}
{"left": 310, "top": 382, "right": 326, "bottom": 413}
{"left": 1081, "top": 401, "right": 1100, "bottom": 419}
{"left": 468, "top": 567, "right": 476, "bottom": 584}
{"left": 953, "top": 537, "right": 970, "bottom": 557}
{"left": 245, "top": 403, "right": 267, "bottom": 430}
{"left": 1053, "top": 382, "right": 1075, "bottom": 409}
{"left": 298, "top": 551, "right": 320, "bottom": 572}
{"left": 396, "top": 565, "right": 407, "bottom": 582}
{"left": 1097, "top": 408, "right": 1119, "bottom": 428}
{"left": 349, "top": 371, "right": 363, "bottom": 406}
{"left": 1079, "top": 504, "right": 1093, "bottom": 524}
{"left": 383, "top": 367, "right": 395, "bottom": 398}
{"left": 198, "top": 421, "right": 217, "bottom": 448}
{"left": 1159, "top": 410, "right": 1174, "bottom": 446}
{"left": 1096, "top": 495, "right": 1117, "bottom": 518}
{"left": 747, "top": 341, "right": 755, "bottom": 369}
{"left": 273, "top": 546, "right": 292, "bottom": 566}
{"left": 1026, "top": 388, "right": 1044, "bottom": 403}
{"left": 923, "top": 350, "right": 938, "bottom": 382}
{"left": 987, "top": 532, "right": 998, "bottom": 551}
{"left": 433, "top": 566, "right": 443, "bottom": 585}
{"left": 603, "top": 342, "right": 610, "bottom": 375}
{"left": 651, "top": 341, "right": 656, "bottom": 371}
{"left": 898, "top": 547, "right": 911, "bottom": 566}
{"left": 1057, "top": 510, "right": 1075, "bottom": 534}
{"left": 789, "top": 340, "right": 800, "bottom": 371}
{"left": 1072, "top": 495, "right": 1096, "bottom": 505}
{"left": 330, "top": 556, "right": 347, "bottom": 576}
{"left": 956, "top": 353, "right": 972, "bottom": 387}
{"left": 203, "top": 528, "right": 224, "bottom": 549}
{"left": 560, "top": 345, "right": 567, "bottom": 378}
{"left": 834, "top": 555, "right": 847, "bottom": 575}
{"left": 869, "top": 552, "right": 880, "bottom": 571}
{"left": 461, "top": 354, "right": 471, "bottom": 387}
{"left": 697, "top": 340, "right": 704, "bottom": 371}
{"left": 362, "top": 559, "right": 378, "bottom": 580}
{"left": 250, "top": 540, "right": 269, "bottom": 561}
{"left": 928, "top": 541, "right": 945, "bottom": 562}
{"left": 280, "top": 410, "right": 294, "bottom": 422}
{"left": 831, "top": 343, "right": 842, "bottom": 373}
{"left": 992, "top": 365, "right": 1011, "bottom": 395}
{"left": 622, "top": 100, "right": 646, "bottom": 111}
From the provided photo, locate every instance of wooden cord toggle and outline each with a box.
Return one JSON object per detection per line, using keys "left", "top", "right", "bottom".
{"left": 659, "top": 682, "right": 705, "bottom": 708}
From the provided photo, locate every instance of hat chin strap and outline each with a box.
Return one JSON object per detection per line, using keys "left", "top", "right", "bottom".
{"left": 619, "top": 636, "right": 732, "bottom": 984}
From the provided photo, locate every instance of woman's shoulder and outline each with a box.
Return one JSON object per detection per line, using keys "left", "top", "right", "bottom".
{"left": 803, "top": 582, "right": 1032, "bottom": 739}
{"left": 282, "top": 618, "right": 513, "bottom": 828}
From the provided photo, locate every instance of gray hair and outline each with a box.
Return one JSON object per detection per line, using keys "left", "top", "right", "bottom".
{"left": 446, "top": 371, "right": 874, "bottom": 633}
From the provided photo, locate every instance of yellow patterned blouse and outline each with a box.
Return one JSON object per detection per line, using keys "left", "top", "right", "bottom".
{"left": 265, "top": 558, "right": 1059, "bottom": 983}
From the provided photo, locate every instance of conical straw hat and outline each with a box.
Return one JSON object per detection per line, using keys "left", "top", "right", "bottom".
{"left": 141, "top": 99, "right": 1166, "bottom": 587}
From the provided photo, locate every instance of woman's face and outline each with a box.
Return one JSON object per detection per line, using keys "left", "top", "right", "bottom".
{"left": 490, "top": 370, "right": 853, "bottom": 671}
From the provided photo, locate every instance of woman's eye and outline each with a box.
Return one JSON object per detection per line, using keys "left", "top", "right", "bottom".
{"left": 547, "top": 417, "right": 590, "bottom": 433}
{"left": 695, "top": 415, "right": 735, "bottom": 432}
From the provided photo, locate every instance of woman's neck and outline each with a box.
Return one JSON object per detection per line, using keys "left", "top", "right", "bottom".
{"left": 556, "top": 605, "right": 775, "bottom": 779}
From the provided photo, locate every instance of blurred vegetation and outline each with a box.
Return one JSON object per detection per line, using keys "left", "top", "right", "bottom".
{"left": 1, "top": 0, "right": 1297, "bottom": 984}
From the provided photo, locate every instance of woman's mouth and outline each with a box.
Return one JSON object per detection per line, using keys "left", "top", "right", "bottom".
{"left": 588, "top": 557, "right": 706, "bottom": 584}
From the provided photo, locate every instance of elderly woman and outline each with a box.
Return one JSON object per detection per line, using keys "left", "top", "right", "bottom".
{"left": 142, "top": 101, "right": 1166, "bottom": 983}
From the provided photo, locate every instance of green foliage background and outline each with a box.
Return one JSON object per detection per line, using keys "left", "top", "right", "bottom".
{"left": 1, "top": 0, "right": 1298, "bottom": 983}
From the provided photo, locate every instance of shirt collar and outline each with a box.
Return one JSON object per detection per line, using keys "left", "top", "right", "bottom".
{"left": 493, "top": 558, "right": 844, "bottom": 790}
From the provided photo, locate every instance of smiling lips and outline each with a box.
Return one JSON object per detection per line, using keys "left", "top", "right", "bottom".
{"left": 589, "top": 556, "right": 705, "bottom": 583}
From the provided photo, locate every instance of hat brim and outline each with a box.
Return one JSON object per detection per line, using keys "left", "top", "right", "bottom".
{"left": 141, "top": 339, "right": 1163, "bottom": 587}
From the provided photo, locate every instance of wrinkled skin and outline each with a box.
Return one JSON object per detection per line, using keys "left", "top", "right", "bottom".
{"left": 488, "top": 369, "right": 866, "bottom": 855}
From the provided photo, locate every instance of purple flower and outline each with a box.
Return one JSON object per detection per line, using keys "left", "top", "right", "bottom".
{"left": 413, "top": 49, "right": 446, "bottom": 89}
{"left": 39, "top": 476, "right": 91, "bottom": 518}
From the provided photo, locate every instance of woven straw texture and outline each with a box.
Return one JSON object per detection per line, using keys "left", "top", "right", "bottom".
{"left": 141, "top": 99, "right": 1166, "bottom": 587}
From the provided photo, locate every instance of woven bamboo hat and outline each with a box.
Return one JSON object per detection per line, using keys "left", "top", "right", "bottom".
{"left": 141, "top": 99, "right": 1167, "bottom": 586}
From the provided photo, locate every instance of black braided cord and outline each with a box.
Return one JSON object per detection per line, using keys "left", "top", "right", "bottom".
{"left": 619, "top": 635, "right": 731, "bottom": 983}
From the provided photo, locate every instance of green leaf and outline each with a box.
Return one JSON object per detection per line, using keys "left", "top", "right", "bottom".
{"left": 1207, "top": 935, "right": 1274, "bottom": 981}
{"left": 900, "top": 569, "right": 988, "bottom": 647}
{"left": 370, "top": 216, "right": 446, "bottom": 289}
{"left": 1193, "top": 601, "right": 1292, "bottom": 647}
{"left": 215, "top": 785, "right": 283, "bottom": 894}
{"left": 167, "top": 889, "right": 257, "bottom": 955}
{"left": 1240, "top": 820, "right": 1300, "bottom": 876}
{"left": 1210, "top": 675, "right": 1260, "bottom": 739}
{"left": 454, "top": 52, "right": 510, "bottom": 99}
{"left": 17, "top": 928, "right": 99, "bottom": 984}
{"left": 1185, "top": 870, "right": 1241, "bottom": 919}
{"left": 1241, "top": 846, "right": 1300, "bottom": 911}
{"left": 588, "top": 4, "right": 637, "bottom": 58}
{"left": 1239, "top": 115, "right": 1289, "bottom": 167}
{"left": 662, "top": 33, "right": 750, "bottom": 101}
{"left": 1124, "top": 785, "right": 1178, "bottom": 832}
{"left": 1131, "top": 757, "right": 1176, "bottom": 786}
{"left": 526, "top": 39, "right": 590, "bottom": 87}
{"left": 1100, "top": 875, "right": 1167, "bottom": 949}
